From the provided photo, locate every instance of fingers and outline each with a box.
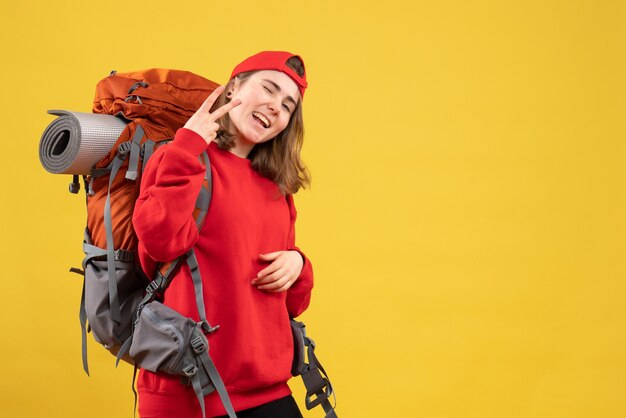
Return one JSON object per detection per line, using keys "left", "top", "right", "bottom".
{"left": 198, "top": 86, "right": 225, "bottom": 112}
{"left": 253, "top": 251, "right": 301, "bottom": 292}
{"left": 259, "top": 251, "right": 283, "bottom": 261}
{"left": 259, "top": 279, "right": 294, "bottom": 292}
{"left": 256, "top": 274, "right": 295, "bottom": 292}
{"left": 254, "top": 265, "right": 288, "bottom": 285}
{"left": 198, "top": 86, "right": 241, "bottom": 123}
{"left": 255, "top": 251, "right": 285, "bottom": 278}
{"left": 209, "top": 98, "right": 241, "bottom": 121}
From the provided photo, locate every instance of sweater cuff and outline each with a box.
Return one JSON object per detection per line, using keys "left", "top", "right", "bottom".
{"left": 171, "top": 128, "right": 208, "bottom": 156}
{"left": 290, "top": 248, "right": 312, "bottom": 283}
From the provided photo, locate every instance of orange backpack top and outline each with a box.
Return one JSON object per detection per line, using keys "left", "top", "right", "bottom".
{"left": 87, "top": 69, "right": 219, "bottom": 251}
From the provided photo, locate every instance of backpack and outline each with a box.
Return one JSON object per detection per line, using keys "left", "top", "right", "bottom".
{"left": 75, "top": 68, "right": 219, "bottom": 369}
{"left": 71, "top": 69, "right": 238, "bottom": 417}
{"left": 45, "top": 68, "right": 337, "bottom": 418}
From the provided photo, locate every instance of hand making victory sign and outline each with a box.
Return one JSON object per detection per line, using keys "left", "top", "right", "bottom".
{"left": 184, "top": 85, "right": 242, "bottom": 144}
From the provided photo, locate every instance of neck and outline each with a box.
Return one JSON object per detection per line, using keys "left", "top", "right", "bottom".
{"left": 229, "top": 138, "right": 255, "bottom": 159}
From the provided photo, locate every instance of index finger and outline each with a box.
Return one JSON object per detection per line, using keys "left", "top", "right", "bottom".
{"left": 209, "top": 98, "right": 242, "bottom": 122}
{"left": 198, "top": 85, "right": 225, "bottom": 112}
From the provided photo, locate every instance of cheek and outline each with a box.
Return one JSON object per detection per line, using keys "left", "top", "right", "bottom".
{"left": 228, "top": 106, "right": 247, "bottom": 129}
{"left": 274, "top": 115, "right": 291, "bottom": 134}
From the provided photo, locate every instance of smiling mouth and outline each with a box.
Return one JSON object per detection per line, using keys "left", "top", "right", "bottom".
{"left": 252, "top": 111, "right": 270, "bottom": 128}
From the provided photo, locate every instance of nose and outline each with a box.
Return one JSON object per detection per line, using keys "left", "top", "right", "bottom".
{"left": 267, "top": 99, "right": 280, "bottom": 114}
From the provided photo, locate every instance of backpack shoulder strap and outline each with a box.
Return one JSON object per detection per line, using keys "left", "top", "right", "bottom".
{"left": 291, "top": 320, "right": 338, "bottom": 418}
{"left": 116, "top": 149, "right": 213, "bottom": 360}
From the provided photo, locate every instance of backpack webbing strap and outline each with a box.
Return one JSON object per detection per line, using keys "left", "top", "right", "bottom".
{"left": 293, "top": 321, "right": 338, "bottom": 418}
{"left": 189, "top": 371, "right": 207, "bottom": 418}
{"left": 141, "top": 139, "right": 156, "bottom": 174}
{"left": 79, "top": 277, "right": 90, "bottom": 375}
{"left": 186, "top": 250, "right": 235, "bottom": 418}
{"left": 192, "top": 334, "right": 237, "bottom": 418}
{"left": 185, "top": 249, "right": 218, "bottom": 333}
{"left": 194, "top": 151, "right": 212, "bottom": 229}
{"left": 125, "top": 124, "right": 144, "bottom": 180}
{"left": 103, "top": 146, "right": 129, "bottom": 325}
{"left": 79, "top": 228, "right": 107, "bottom": 375}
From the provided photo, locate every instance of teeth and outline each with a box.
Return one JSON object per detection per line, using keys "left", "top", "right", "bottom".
{"left": 253, "top": 111, "right": 270, "bottom": 128}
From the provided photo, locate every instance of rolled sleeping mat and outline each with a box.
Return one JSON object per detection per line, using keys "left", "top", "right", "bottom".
{"left": 39, "top": 110, "right": 128, "bottom": 175}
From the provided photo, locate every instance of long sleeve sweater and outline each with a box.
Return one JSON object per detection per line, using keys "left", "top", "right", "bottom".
{"left": 132, "top": 128, "right": 314, "bottom": 417}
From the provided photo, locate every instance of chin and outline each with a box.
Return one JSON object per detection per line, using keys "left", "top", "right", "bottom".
{"left": 245, "top": 131, "right": 274, "bottom": 145}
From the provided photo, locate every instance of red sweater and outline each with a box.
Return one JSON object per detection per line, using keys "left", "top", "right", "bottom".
{"left": 133, "top": 128, "right": 314, "bottom": 417}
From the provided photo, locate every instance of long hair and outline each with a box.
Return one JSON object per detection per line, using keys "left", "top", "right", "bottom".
{"left": 210, "top": 56, "right": 310, "bottom": 195}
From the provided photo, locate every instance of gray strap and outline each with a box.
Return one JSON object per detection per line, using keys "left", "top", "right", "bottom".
{"left": 116, "top": 334, "right": 133, "bottom": 367}
{"left": 79, "top": 279, "right": 90, "bottom": 376}
{"left": 125, "top": 125, "right": 144, "bottom": 180}
{"left": 194, "top": 151, "right": 212, "bottom": 228}
{"left": 104, "top": 152, "right": 127, "bottom": 324}
{"left": 189, "top": 372, "right": 207, "bottom": 418}
{"left": 131, "top": 365, "right": 139, "bottom": 418}
{"left": 83, "top": 242, "right": 107, "bottom": 258}
{"left": 195, "top": 187, "right": 210, "bottom": 229}
{"left": 79, "top": 228, "right": 93, "bottom": 376}
{"left": 196, "top": 342, "right": 237, "bottom": 418}
{"left": 141, "top": 139, "right": 156, "bottom": 174}
{"left": 186, "top": 246, "right": 234, "bottom": 417}
{"left": 186, "top": 249, "right": 210, "bottom": 326}
{"left": 294, "top": 322, "right": 338, "bottom": 416}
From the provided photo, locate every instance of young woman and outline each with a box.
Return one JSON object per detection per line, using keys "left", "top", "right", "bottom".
{"left": 132, "top": 51, "right": 314, "bottom": 418}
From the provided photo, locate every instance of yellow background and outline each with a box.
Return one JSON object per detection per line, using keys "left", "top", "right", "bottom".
{"left": 1, "top": 0, "right": 625, "bottom": 417}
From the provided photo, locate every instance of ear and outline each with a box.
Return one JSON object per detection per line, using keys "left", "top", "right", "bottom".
{"left": 227, "top": 76, "right": 241, "bottom": 96}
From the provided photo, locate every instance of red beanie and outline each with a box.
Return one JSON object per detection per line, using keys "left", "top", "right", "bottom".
{"left": 230, "top": 51, "right": 308, "bottom": 98}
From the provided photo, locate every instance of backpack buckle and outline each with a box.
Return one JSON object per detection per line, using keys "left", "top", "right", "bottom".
{"left": 146, "top": 280, "right": 160, "bottom": 294}
{"left": 117, "top": 141, "right": 132, "bottom": 157}
{"left": 303, "top": 369, "right": 333, "bottom": 410}
{"left": 114, "top": 249, "right": 133, "bottom": 262}
{"left": 191, "top": 336, "right": 206, "bottom": 354}
{"left": 182, "top": 364, "right": 198, "bottom": 377}
{"left": 200, "top": 321, "right": 220, "bottom": 335}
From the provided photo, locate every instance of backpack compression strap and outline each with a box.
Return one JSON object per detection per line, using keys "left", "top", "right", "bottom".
{"left": 291, "top": 320, "right": 338, "bottom": 418}
{"left": 185, "top": 248, "right": 237, "bottom": 418}
{"left": 103, "top": 125, "right": 145, "bottom": 325}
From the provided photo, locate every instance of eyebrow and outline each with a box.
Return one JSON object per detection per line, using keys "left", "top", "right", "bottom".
{"left": 263, "top": 79, "right": 298, "bottom": 107}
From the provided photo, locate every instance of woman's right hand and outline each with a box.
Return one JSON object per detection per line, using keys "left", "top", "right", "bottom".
{"left": 183, "top": 85, "right": 242, "bottom": 144}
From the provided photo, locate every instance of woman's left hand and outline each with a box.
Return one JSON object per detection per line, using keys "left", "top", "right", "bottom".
{"left": 252, "top": 251, "right": 304, "bottom": 292}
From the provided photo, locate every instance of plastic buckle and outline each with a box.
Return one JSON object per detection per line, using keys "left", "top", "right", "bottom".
{"left": 183, "top": 364, "right": 198, "bottom": 377}
{"left": 146, "top": 280, "right": 160, "bottom": 294}
{"left": 191, "top": 336, "right": 206, "bottom": 354}
{"left": 69, "top": 181, "right": 80, "bottom": 194}
{"left": 117, "top": 141, "right": 132, "bottom": 157}
{"left": 200, "top": 321, "right": 220, "bottom": 334}
{"left": 303, "top": 369, "right": 332, "bottom": 410}
{"left": 114, "top": 249, "right": 133, "bottom": 262}
{"left": 69, "top": 175, "right": 80, "bottom": 194}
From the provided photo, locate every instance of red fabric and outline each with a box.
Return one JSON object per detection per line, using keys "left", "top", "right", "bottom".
{"left": 133, "top": 128, "right": 314, "bottom": 417}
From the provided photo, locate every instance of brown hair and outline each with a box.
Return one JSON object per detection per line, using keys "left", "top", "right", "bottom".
{"left": 210, "top": 56, "right": 310, "bottom": 195}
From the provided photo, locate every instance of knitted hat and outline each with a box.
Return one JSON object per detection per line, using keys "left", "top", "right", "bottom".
{"left": 230, "top": 51, "right": 307, "bottom": 98}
